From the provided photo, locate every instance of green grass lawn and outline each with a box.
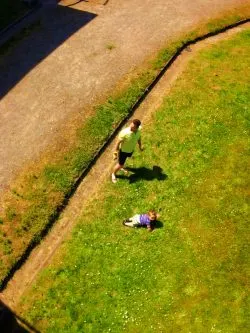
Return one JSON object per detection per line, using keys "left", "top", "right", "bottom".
{"left": 19, "top": 28, "right": 250, "bottom": 332}
{"left": 1, "top": 7, "right": 249, "bottom": 287}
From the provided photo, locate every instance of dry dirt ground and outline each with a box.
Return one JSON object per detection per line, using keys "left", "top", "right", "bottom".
{"left": 1, "top": 21, "right": 249, "bottom": 312}
{"left": 0, "top": 0, "right": 247, "bottom": 196}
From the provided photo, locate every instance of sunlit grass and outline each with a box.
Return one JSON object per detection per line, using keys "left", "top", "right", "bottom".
{"left": 0, "top": 3, "right": 249, "bottom": 287}
{"left": 19, "top": 28, "right": 250, "bottom": 332}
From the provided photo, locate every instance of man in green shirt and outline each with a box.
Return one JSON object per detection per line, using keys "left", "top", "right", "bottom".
{"left": 112, "top": 119, "right": 143, "bottom": 183}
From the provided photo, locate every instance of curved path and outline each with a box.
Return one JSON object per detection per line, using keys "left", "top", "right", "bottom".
{"left": 0, "top": 0, "right": 247, "bottom": 195}
{"left": 1, "top": 20, "right": 249, "bottom": 312}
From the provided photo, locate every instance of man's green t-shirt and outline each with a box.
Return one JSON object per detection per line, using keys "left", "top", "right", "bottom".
{"left": 118, "top": 127, "right": 141, "bottom": 153}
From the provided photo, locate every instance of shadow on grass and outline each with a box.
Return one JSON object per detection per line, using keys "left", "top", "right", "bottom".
{"left": 123, "top": 220, "right": 164, "bottom": 231}
{"left": 153, "top": 220, "right": 164, "bottom": 229}
{"left": 117, "top": 165, "right": 167, "bottom": 183}
{"left": 143, "top": 220, "right": 164, "bottom": 229}
{"left": 0, "top": 299, "right": 40, "bottom": 332}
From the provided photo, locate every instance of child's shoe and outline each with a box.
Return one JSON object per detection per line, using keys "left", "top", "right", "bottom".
{"left": 123, "top": 219, "right": 131, "bottom": 226}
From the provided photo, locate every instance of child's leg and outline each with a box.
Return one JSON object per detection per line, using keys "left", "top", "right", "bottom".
{"left": 123, "top": 214, "right": 140, "bottom": 227}
{"left": 123, "top": 221, "right": 136, "bottom": 227}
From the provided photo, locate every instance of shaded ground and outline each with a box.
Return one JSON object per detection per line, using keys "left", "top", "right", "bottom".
{"left": 0, "top": 0, "right": 30, "bottom": 31}
{"left": 0, "top": 0, "right": 247, "bottom": 195}
{"left": 1, "top": 21, "right": 248, "bottom": 312}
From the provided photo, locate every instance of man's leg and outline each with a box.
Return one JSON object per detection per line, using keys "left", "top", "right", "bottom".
{"left": 112, "top": 150, "right": 128, "bottom": 183}
{"left": 112, "top": 163, "right": 123, "bottom": 183}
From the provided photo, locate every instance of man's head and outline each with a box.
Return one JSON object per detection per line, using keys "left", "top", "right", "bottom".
{"left": 130, "top": 119, "right": 141, "bottom": 132}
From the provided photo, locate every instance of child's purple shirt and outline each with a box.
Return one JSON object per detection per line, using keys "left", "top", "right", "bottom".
{"left": 139, "top": 214, "right": 151, "bottom": 226}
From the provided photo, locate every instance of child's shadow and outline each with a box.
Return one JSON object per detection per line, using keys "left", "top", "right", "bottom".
{"left": 138, "top": 220, "right": 164, "bottom": 230}
{"left": 118, "top": 165, "right": 167, "bottom": 183}
{"left": 153, "top": 220, "right": 164, "bottom": 229}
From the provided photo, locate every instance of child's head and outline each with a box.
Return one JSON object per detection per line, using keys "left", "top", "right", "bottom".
{"left": 148, "top": 210, "right": 158, "bottom": 221}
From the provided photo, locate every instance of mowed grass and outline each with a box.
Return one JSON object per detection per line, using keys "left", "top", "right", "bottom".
{"left": 19, "top": 29, "right": 250, "bottom": 332}
{"left": 1, "top": 8, "right": 249, "bottom": 286}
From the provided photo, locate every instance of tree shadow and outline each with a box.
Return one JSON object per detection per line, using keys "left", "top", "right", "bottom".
{"left": 0, "top": 5, "right": 96, "bottom": 99}
{"left": 0, "top": 299, "right": 39, "bottom": 332}
{"left": 117, "top": 165, "right": 167, "bottom": 184}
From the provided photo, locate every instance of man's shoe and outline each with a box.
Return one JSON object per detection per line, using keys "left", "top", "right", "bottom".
{"left": 111, "top": 173, "right": 117, "bottom": 183}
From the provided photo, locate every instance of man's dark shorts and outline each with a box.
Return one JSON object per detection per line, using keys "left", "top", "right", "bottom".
{"left": 118, "top": 150, "right": 133, "bottom": 165}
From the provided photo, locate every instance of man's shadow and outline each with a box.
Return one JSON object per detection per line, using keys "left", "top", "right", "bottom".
{"left": 117, "top": 165, "right": 167, "bottom": 184}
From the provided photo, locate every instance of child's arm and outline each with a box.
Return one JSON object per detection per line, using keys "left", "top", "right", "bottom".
{"left": 147, "top": 225, "right": 153, "bottom": 232}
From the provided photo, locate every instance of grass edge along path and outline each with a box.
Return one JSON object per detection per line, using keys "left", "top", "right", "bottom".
{"left": 0, "top": 5, "right": 250, "bottom": 288}
{"left": 19, "top": 28, "right": 250, "bottom": 332}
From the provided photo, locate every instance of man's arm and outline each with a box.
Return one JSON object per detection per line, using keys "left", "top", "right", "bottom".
{"left": 115, "top": 138, "right": 123, "bottom": 152}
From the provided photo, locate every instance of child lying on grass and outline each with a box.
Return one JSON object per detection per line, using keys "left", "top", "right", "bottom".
{"left": 123, "top": 210, "right": 159, "bottom": 232}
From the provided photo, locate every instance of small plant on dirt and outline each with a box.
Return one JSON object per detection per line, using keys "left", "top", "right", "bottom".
{"left": 5, "top": 206, "right": 17, "bottom": 221}
{"left": 106, "top": 43, "right": 116, "bottom": 50}
{"left": 0, "top": 231, "right": 13, "bottom": 255}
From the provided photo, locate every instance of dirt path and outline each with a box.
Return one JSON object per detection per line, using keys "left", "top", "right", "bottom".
{"left": 1, "top": 21, "right": 249, "bottom": 312}
{"left": 0, "top": 0, "right": 247, "bottom": 195}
